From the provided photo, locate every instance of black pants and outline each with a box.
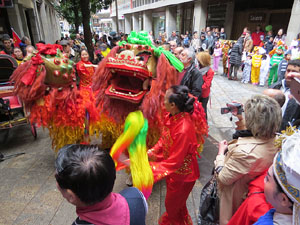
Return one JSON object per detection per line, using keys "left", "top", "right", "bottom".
{"left": 229, "top": 64, "right": 239, "bottom": 78}
{"left": 199, "top": 97, "right": 209, "bottom": 120}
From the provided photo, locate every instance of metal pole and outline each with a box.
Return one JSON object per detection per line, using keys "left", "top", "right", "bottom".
{"left": 115, "top": 0, "right": 119, "bottom": 33}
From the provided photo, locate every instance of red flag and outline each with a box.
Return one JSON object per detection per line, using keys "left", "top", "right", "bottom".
{"left": 11, "top": 28, "right": 21, "bottom": 47}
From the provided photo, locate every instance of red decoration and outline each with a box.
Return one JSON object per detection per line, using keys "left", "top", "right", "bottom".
{"left": 11, "top": 28, "right": 21, "bottom": 48}
{"left": 54, "top": 59, "right": 61, "bottom": 65}
{"left": 62, "top": 73, "right": 69, "bottom": 80}
{"left": 36, "top": 43, "right": 63, "bottom": 55}
{"left": 125, "top": 44, "right": 131, "bottom": 50}
{"left": 20, "top": 54, "right": 44, "bottom": 86}
{"left": 53, "top": 70, "right": 60, "bottom": 77}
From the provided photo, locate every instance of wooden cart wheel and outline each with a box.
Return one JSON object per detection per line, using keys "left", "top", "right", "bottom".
{"left": 1, "top": 129, "right": 9, "bottom": 143}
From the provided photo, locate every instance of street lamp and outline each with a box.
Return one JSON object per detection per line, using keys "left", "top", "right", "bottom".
{"left": 115, "top": 0, "right": 119, "bottom": 33}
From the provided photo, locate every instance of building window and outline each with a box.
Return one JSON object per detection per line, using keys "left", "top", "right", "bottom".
{"left": 206, "top": 3, "right": 227, "bottom": 28}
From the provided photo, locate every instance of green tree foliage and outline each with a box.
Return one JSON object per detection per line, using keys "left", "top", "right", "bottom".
{"left": 55, "top": 0, "right": 112, "bottom": 34}
{"left": 55, "top": 0, "right": 112, "bottom": 59}
{"left": 55, "top": 0, "right": 81, "bottom": 33}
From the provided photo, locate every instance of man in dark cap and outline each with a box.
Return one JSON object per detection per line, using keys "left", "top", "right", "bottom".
{"left": 0, "top": 34, "right": 13, "bottom": 55}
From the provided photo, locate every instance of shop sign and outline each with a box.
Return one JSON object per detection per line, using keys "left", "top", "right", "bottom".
{"left": 248, "top": 13, "right": 266, "bottom": 23}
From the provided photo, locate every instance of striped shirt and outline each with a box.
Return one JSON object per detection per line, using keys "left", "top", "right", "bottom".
{"left": 277, "top": 59, "right": 288, "bottom": 81}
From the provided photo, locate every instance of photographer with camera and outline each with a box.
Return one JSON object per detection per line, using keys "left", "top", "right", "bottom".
{"left": 215, "top": 95, "right": 282, "bottom": 225}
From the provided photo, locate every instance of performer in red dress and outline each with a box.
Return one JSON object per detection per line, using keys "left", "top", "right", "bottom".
{"left": 76, "top": 49, "right": 96, "bottom": 88}
{"left": 75, "top": 49, "right": 99, "bottom": 143}
{"left": 148, "top": 85, "right": 200, "bottom": 225}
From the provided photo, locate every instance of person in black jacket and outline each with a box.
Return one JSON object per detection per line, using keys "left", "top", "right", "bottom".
{"left": 220, "top": 28, "right": 227, "bottom": 40}
{"left": 229, "top": 36, "right": 244, "bottom": 80}
{"left": 199, "top": 33, "right": 209, "bottom": 52}
{"left": 179, "top": 48, "right": 203, "bottom": 100}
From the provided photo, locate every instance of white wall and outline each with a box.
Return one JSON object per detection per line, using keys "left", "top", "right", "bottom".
{"left": 286, "top": 0, "right": 300, "bottom": 45}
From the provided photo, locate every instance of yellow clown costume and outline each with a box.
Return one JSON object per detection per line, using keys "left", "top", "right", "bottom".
{"left": 251, "top": 47, "right": 262, "bottom": 84}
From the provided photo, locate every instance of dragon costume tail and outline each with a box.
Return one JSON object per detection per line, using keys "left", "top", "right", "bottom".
{"left": 110, "top": 111, "right": 154, "bottom": 199}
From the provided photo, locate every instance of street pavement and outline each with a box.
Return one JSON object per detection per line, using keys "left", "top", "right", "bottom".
{"left": 0, "top": 71, "right": 266, "bottom": 225}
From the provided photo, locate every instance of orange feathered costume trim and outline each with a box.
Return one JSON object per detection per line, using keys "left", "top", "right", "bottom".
{"left": 11, "top": 44, "right": 101, "bottom": 152}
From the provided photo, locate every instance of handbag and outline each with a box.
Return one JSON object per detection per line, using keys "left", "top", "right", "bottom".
{"left": 198, "top": 174, "right": 219, "bottom": 225}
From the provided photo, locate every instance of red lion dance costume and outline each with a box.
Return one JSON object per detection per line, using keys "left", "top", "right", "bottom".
{"left": 11, "top": 44, "right": 100, "bottom": 152}
{"left": 93, "top": 31, "right": 207, "bottom": 149}
{"left": 93, "top": 31, "right": 208, "bottom": 224}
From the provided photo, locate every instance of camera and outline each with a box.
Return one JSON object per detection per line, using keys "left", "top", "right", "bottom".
{"left": 221, "top": 103, "right": 243, "bottom": 115}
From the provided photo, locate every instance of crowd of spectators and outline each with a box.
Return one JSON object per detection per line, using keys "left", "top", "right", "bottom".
{"left": 154, "top": 27, "right": 226, "bottom": 54}
{"left": 1, "top": 27, "right": 300, "bottom": 225}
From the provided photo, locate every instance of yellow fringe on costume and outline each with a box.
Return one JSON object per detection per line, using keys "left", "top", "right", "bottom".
{"left": 110, "top": 111, "right": 154, "bottom": 199}
{"left": 275, "top": 126, "right": 297, "bottom": 149}
{"left": 98, "top": 113, "right": 161, "bottom": 150}
{"left": 49, "top": 121, "right": 102, "bottom": 153}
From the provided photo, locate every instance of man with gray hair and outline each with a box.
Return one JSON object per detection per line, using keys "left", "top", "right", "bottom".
{"left": 169, "top": 41, "right": 177, "bottom": 53}
{"left": 173, "top": 47, "right": 184, "bottom": 59}
{"left": 178, "top": 48, "right": 203, "bottom": 99}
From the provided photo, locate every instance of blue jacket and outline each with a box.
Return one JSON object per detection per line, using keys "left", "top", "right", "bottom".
{"left": 253, "top": 209, "right": 275, "bottom": 225}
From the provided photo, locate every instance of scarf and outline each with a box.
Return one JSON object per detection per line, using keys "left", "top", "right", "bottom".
{"left": 76, "top": 193, "right": 130, "bottom": 225}
{"left": 199, "top": 66, "right": 210, "bottom": 76}
{"left": 232, "top": 130, "right": 253, "bottom": 139}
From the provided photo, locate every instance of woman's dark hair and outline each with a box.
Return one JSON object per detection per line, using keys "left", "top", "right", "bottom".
{"left": 168, "top": 85, "right": 195, "bottom": 113}
{"left": 13, "top": 47, "right": 22, "bottom": 51}
{"left": 55, "top": 144, "right": 116, "bottom": 205}
{"left": 79, "top": 49, "right": 88, "bottom": 56}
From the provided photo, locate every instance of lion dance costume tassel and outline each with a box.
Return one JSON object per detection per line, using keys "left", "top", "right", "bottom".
{"left": 110, "top": 111, "right": 154, "bottom": 199}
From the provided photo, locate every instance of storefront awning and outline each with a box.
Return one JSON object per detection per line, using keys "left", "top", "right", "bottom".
{"left": 18, "top": 0, "right": 34, "bottom": 9}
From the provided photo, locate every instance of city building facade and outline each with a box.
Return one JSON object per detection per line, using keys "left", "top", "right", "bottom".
{"left": 0, "top": 0, "right": 61, "bottom": 45}
{"left": 92, "top": 10, "right": 113, "bottom": 35}
{"left": 110, "top": 0, "right": 300, "bottom": 45}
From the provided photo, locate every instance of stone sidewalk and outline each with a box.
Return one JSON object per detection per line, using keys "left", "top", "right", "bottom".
{"left": 0, "top": 74, "right": 265, "bottom": 225}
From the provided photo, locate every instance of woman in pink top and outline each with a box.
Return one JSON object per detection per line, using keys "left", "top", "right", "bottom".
{"left": 213, "top": 42, "right": 222, "bottom": 74}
